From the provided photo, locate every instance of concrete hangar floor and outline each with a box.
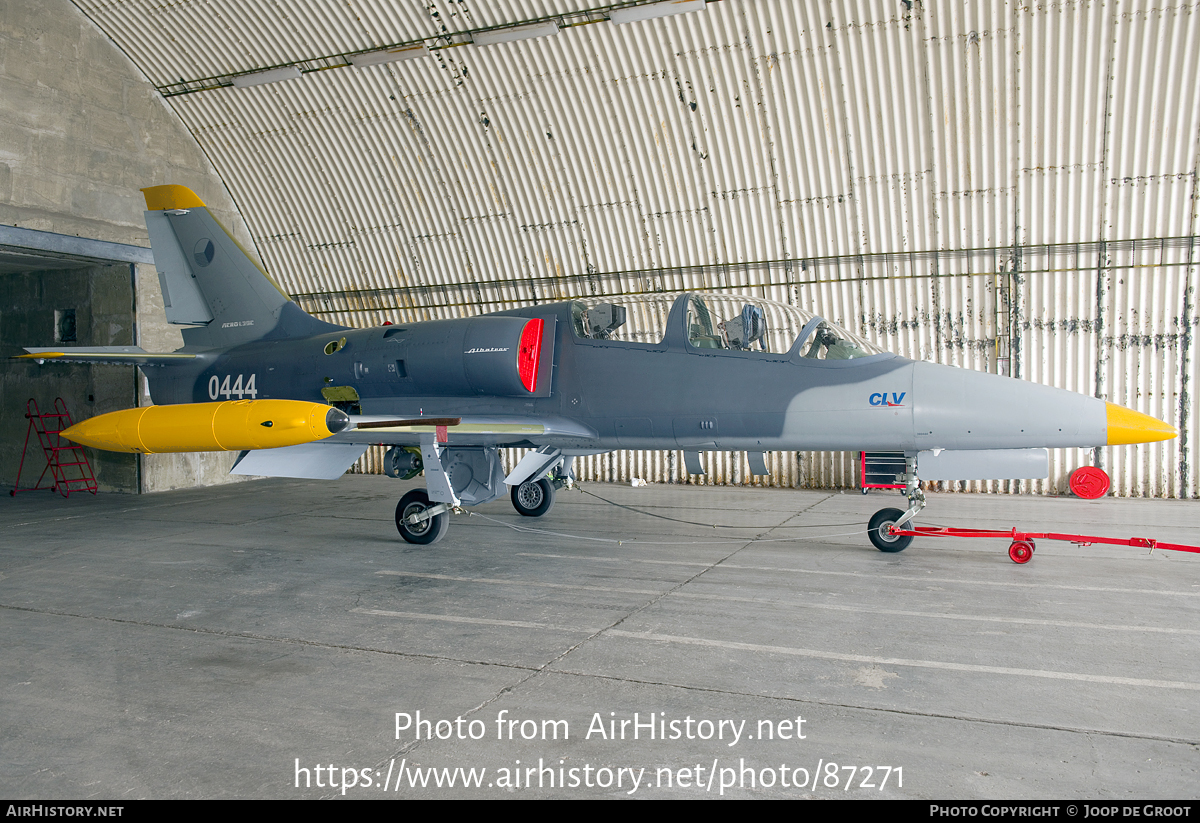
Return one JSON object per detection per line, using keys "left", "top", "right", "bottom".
{"left": 2, "top": 476, "right": 1197, "bottom": 799}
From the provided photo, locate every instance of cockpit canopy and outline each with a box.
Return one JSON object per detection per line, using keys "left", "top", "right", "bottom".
{"left": 569, "top": 293, "right": 882, "bottom": 359}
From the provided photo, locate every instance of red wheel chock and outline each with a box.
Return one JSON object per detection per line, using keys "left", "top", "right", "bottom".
{"left": 887, "top": 525, "right": 1200, "bottom": 565}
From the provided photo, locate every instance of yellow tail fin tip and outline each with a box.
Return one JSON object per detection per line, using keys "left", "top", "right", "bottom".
{"left": 141, "top": 185, "right": 206, "bottom": 211}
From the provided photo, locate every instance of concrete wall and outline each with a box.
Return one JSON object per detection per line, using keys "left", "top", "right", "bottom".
{"left": 0, "top": 0, "right": 263, "bottom": 492}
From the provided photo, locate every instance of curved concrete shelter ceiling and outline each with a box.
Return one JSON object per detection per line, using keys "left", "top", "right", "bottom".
{"left": 68, "top": 0, "right": 1200, "bottom": 496}
{"left": 71, "top": 0, "right": 1200, "bottom": 309}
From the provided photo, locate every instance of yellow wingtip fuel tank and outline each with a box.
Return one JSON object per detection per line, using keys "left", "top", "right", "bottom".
{"left": 60, "top": 400, "right": 350, "bottom": 454}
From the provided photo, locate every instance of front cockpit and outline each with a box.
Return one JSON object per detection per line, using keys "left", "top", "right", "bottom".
{"left": 568, "top": 292, "right": 883, "bottom": 360}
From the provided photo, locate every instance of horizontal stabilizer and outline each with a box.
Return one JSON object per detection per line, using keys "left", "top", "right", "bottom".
{"left": 20, "top": 347, "right": 197, "bottom": 365}
{"left": 230, "top": 442, "right": 369, "bottom": 480}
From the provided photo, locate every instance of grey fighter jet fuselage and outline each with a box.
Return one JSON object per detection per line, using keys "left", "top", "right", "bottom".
{"left": 151, "top": 303, "right": 1102, "bottom": 457}
{"left": 23, "top": 186, "right": 1178, "bottom": 548}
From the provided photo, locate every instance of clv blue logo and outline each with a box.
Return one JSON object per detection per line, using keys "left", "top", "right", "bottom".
{"left": 869, "top": 392, "right": 906, "bottom": 407}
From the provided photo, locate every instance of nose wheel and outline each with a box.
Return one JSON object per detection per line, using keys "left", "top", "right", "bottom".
{"left": 868, "top": 507, "right": 914, "bottom": 552}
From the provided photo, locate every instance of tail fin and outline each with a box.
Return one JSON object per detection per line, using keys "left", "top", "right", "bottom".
{"left": 142, "top": 185, "right": 344, "bottom": 349}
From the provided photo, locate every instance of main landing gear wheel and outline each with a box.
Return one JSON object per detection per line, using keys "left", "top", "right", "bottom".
{"left": 869, "top": 507, "right": 914, "bottom": 553}
{"left": 511, "top": 478, "right": 555, "bottom": 517}
{"left": 1008, "top": 540, "right": 1035, "bottom": 564}
{"left": 396, "top": 489, "right": 448, "bottom": 545}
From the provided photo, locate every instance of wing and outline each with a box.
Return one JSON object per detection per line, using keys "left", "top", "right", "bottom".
{"left": 335, "top": 414, "right": 598, "bottom": 447}
{"left": 229, "top": 414, "right": 599, "bottom": 480}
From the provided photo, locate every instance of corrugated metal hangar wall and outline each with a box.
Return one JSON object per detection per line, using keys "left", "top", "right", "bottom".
{"left": 73, "top": 0, "right": 1199, "bottom": 497}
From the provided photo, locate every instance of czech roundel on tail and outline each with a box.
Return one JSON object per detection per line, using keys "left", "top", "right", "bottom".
{"left": 21, "top": 185, "right": 1178, "bottom": 549}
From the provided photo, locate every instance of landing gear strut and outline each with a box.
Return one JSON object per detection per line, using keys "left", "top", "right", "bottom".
{"left": 389, "top": 439, "right": 575, "bottom": 543}
{"left": 868, "top": 456, "right": 925, "bottom": 554}
{"left": 391, "top": 439, "right": 507, "bottom": 545}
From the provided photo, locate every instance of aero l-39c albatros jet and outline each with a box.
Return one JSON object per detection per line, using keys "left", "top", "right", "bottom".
{"left": 23, "top": 186, "right": 1177, "bottom": 550}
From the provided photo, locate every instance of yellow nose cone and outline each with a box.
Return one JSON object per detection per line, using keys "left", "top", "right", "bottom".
{"left": 1106, "top": 403, "right": 1177, "bottom": 445}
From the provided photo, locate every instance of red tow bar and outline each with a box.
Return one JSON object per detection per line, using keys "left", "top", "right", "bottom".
{"left": 887, "top": 525, "right": 1200, "bottom": 564}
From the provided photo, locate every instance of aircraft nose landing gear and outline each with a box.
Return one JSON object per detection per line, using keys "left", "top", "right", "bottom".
{"left": 868, "top": 508, "right": 914, "bottom": 552}
{"left": 868, "top": 456, "right": 925, "bottom": 554}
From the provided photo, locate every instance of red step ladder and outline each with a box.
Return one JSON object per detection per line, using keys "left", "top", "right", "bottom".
{"left": 11, "top": 398, "right": 98, "bottom": 498}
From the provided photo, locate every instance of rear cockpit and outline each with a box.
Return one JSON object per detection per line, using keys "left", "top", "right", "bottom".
{"left": 568, "top": 292, "right": 882, "bottom": 360}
